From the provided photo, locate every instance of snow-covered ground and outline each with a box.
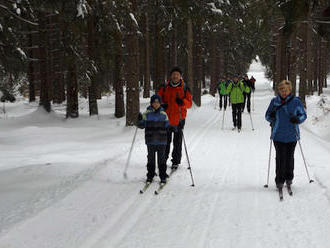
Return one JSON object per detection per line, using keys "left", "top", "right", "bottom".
{"left": 1, "top": 61, "right": 330, "bottom": 248}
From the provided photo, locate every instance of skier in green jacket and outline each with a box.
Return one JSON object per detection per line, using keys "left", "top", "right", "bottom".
{"left": 217, "top": 77, "right": 228, "bottom": 111}
{"left": 226, "top": 75, "right": 249, "bottom": 132}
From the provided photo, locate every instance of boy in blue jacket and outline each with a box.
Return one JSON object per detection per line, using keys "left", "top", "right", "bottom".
{"left": 265, "top": 80, "right": 307, "bottom": 189}
{"left": 137, "top": 95, "right": 169, "bottom": 184}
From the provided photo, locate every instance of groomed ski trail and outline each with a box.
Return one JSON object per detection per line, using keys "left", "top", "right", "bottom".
{"left": 1, "top": 72, "right": 330, "bottom": 248}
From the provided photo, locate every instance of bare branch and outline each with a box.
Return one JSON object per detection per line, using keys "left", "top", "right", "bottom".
{"left": 0, "top": 4, "right": 39, "bottom": 26}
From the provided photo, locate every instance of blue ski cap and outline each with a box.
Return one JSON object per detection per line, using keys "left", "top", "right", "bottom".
{"left": 150, "top": 94, "right": 161, "bottom": 104}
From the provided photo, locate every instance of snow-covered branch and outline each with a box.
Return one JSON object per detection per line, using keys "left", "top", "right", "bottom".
{"left": 0, "top": 4, "right": 38, "bottom": 26}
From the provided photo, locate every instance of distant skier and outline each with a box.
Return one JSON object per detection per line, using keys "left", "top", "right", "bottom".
{"left": 250, "top": 76, "right": 256, "bottom": 93}
{"left": 265, "top": 80, "right": 307, "bottom": 189}
{"left": 226, "top": 76, "right": 232, "bottom": 107}
{"left": 137, "top": 94, "right": 169, "bottom": 184}
{"left": 158, "top": 67, "right": 192, "bottom": 170}
{"left": 217, "top": 77, "right": 228, "bottom": 111}
{"left": 242, "top": 74, "right": 253, "bottom": 113}
{"left": 226, "top": 75, "right": 248, "bottom": 132}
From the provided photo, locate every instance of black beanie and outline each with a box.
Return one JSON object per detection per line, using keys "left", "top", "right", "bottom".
{"left": 170, "top": 66, "right": 182, "bottom": 75}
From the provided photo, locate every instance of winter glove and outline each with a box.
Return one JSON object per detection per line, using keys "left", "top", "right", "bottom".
{"left": 137, "top": 112, "right": 143, "bottom": 121}
{"left": 178, "top": 119, "right": 185, "bottom": 129}
{"left": 290, "top": 116, "right": 299, "bottom": 124}
{"left": 161, "top": 103, "right": 168, "bottom": 111}
{"left": 175, "top": 97, "right": 184, "bottom": 106}
{"left": 269, "top": 111, "right": 276, "bottom": 120}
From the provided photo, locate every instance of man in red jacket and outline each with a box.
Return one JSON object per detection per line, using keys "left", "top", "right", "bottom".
{"left": 158, "top": 67, "right": 192, "bottom": 170}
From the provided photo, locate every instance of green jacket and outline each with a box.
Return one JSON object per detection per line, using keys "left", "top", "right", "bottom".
{"left": 226, "top": 81, "right": 248, "bottom": 104}
{"left": 218, "top": 81, "right": 227, "bottom": 95}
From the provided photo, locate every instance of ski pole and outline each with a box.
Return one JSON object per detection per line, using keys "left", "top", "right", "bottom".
{"left": 294, "top": 125, "right": 314, "bottom": 183}
{"left": 221, "top": 109, "right": 226, "bottom": 130}
{"left": 264, "top": 138, "right": 272, "bottom": 188}
{"left": 123, "top": 126, "right": 138, "bottom": 179}
{"left": 249, "top": 112, "right": 254, "bottom": 131}
{"left": 297, "top": 139, "right": 313, "bottom": 183}
{"left": 182, "top": 132, "right": 195, "bottom": 187}
{"left": 214, "top": 93, "right": 218, "bottom": 110}
{"left": 3, "top": 102, "right": 6, "bottom": 119}
{"left": 252, "top": 92, "right": 255, "bottom": 112}
{"left": 178, "top": 103, "right": 195, "bottom": 187}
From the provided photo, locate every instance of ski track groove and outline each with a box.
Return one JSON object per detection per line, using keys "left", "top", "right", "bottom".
{"left": 3, "top": 76, "right": 330, "bottom": 248}
{"left": 81, "top": 108, "right": 221, "bottom": 248}
{"left": 0, "top": 158, "right": 112, "bottom": 236}
{"left": 178, "top": 111, "right": 227, "bottom": 247}
{"left": 0, "top": 133, "right": 146, "bottom": 242}
{"left": 88, "top": 89, "right": 330, "bottom": 248}
{"left": 182, "top": 110, "right": 240, "bottom": 247}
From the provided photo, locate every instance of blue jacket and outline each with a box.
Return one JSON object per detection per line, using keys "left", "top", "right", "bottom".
{"left": 265, "top": 94, "right": 307, "bottom": 142}
{"left": 138, "top": 106, "right": 169, "bottom": 145}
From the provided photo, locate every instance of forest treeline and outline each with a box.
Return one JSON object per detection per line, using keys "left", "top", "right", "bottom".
{"left": 0, "top": 0, "right": 330, "bottom": 125}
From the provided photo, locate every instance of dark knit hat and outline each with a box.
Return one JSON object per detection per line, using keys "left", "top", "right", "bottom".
{"left": 170, "top": 66, "right": 182, "bottom": 75}
{"left": 150, "top": 94, "right": 161, "bottom": 104}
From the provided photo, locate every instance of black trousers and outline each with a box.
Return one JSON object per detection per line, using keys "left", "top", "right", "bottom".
{"left": 165, "top": 119, "right": 185, "bottom": 165}
{"left": 219, "top": 94, "right": 228, "bottom": 110}
{"left": 273, "top": 141, "right": 297, "bottom": 186}
{"left": 243, "top": 93, "right": 251, "bottom": 112}
{"left": 147, "top": 145, "right": 167, "bottom": 181}
{"left": 232, "top": 103, "right": 243, "bottom": 129}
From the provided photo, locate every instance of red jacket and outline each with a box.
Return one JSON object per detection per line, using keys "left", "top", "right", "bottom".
{"left": 158, "top": 79, "right": 192, "bottom": 126}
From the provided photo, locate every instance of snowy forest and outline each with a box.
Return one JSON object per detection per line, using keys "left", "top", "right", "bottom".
{"left": 2, "top": 1, "right": 330, "bottom": 248}
{"left": 1, "top": 0, "right": 330, "bottom": 124}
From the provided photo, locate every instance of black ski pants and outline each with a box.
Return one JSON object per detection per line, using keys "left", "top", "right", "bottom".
{"left": 273, "top": 141, "right": 297, "bottom": 186}
{"left": 243, "top": 92, "right": 251, "bottom": 112}
{"left": 147, "top": 145, "right": 167, "bottom": 181}
{"left": 219, "top": 94, "right": 228, "bottom": 110}
{"left": 165, "top": 119, "right": 185, "bottom": 165}
{"left": 232, "top": 103, "right": 243, "bottom": 129}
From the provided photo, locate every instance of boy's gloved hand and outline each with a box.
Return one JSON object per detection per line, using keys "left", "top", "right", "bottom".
{"left": 269, "top": 111, "right": 276, "bottom": 120}
{"left": 290, "top": 116, "right": 299, "bottom": 124}
{"left": 161, "top": 103, "right": 168, "bottom": 110}
{"left": 138, "top": 112, "right": 143, "bottom": 121}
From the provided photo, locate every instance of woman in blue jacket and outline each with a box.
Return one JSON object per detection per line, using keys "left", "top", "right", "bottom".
{"left": 265, "top": 80, "right": 307, "bottom": 189}
{"left": 137, "top": 95, "right": 169, "bottom": 184}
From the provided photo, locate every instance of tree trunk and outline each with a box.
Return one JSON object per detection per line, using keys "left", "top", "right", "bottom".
{"left": 288, "top": 29, "right": 297, "bottom": 95}
{"left": 187, "top": 18, "right": 194, "bottom": 93}
{"left": 155, "top": 19, "right": 165, "bottom": 91}
{"left": 143, "top": 6, "right": 151, "bottom": 98}
{"left": 210, "top": 32, "right": 217, "bottom": 96}
{"left": 274, "top": 32, "right": 282, "bottom": 88}
{"left": 313, "top": 34, "right": 320, "bottom": 94}
{"left": 298, "top": 23, "right": 308, "bottom": 108}
{"left": 53, "top": 28, "right": 65, "bottom": 104}
{"left": 171, "top": 21, "right": 178, "bottom": 66}
{"left": 193, "top": 23, "right": 202, "bottom": 107}
{"left": 114, "top": 30, "right": 125, "bottom": 118}
{"left": 38, "top": 13, "right": 51, "bottom": 112}
{"left": 317, "top": 37, "right": 323, "bottom": 95}
{"left": 321, "top": 40, "right": 328, "bottom": 89}
{"left": 88, "top": 15, "right": 98, "bottom": 116}
{"left": 53, "top": 73, "right": 65, "bottom": 103}
{"left": 66, "top": 58, "right": 79, "bottom": 118}
{"left": 218, "top": 33, "right": 225, "bottom": 84}
{"left": 306, "top": 21, "right": 313, "bottom": 95}
{"left": 125, "top": 4, "right": 140, "bottom": 126}
{"left": 275, "top": 28, "right": 287, "bottom": 85}
{"left": 28, "top": 31, "right": 36, "bottom": 102}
